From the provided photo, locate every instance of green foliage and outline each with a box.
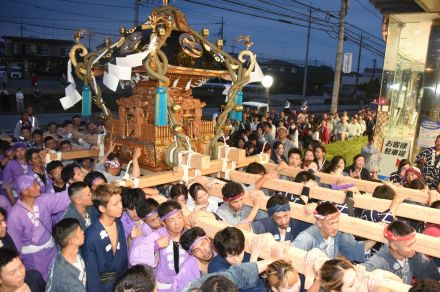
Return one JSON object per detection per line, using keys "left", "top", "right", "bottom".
{"left": 325, "top": 136, "right": 368, "bottom": 163}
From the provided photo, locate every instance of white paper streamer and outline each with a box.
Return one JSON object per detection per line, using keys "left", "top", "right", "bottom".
{"left": 103, "top": 71, "right": 119, "bottom": 92}
{"left": 246, "top": 59, "right": 264, "bottom": 84}
{"left": 59, "top": 60, "right": 83, "bottom": 110}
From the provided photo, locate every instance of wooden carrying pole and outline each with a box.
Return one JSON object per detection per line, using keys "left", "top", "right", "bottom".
{"left": 224, "top": 170, "right": 440, "bottom": 225}
{"left": 113, "top": 149, "right": 439, "bottom": 256}
{"left": 120, "top": 148, "right": 266, "bottom": 189}
{"left": 195, "top": 177, "right": 440, "bottom": 258}
{"left": 43, "top": 149, "right": 100, "bottom": 163}
{"left": 195, "top": 216, "right": 412, "bottom": 292}
{"left": 264, "top": 163, "right": 436, "bottom": 205}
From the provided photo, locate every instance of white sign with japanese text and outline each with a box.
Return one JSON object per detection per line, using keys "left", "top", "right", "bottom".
{"left": 378, "top": 138, "right": 412, "bottom": 179}
{"left": 343, "top": 53, "right": 352, "bottom": 73}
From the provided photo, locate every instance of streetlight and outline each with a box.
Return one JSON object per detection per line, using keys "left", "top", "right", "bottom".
{"left": 262, "top": 75, "right": 273, "bottom": 112}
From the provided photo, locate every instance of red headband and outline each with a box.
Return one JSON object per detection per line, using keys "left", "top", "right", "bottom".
{"left": 313, "top": 210, "right": 340, "bottom": 220}
{"left": 224, "top": 193, "right": 243, "bottom": 203}
{"left": 383, "top": 225, "right": 416, "bottom": 241}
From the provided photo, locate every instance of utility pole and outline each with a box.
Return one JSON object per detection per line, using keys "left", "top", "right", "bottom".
{"left": 331, "top": 0, "right": 349, "bottom": 113}
{"left": 353, "top": 32, "right": 363, "bottom": 101}
{"left": 219, "top": 17, "right": 224, "bottom": 39}
{"left": 372, "top": 58, "right": 376, "bottom": 79}
{"left": 88, "top": 28, "right": 92, "bottom": 50}
{"left": 302, "top": 5, "right": 312, "bottom": 99}
{"left": 134, "top": 0, "right": 140, "bottom": 26}
{"left": 20, "top": 12, "right": 23, "bottom": 38}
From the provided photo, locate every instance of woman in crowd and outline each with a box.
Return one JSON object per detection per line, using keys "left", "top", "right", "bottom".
{"left": 389, "top": 159, "right": 410, "bottom": 185}
{"left": 169, "top": 183, "right": 190, "bottom": 210}
{"left": 404, "top": 167, "right": 423, "bottom": 185}
{"left": 265, "top": 260, "right": 301, "bottom": 292}
{"left": 188, "top": 183, "right": 221, "bottom": 214}
{"left": 305, "top": 249, "right": 384, "bottom": 292}
{"left": 303, "top": 149, "right": 315, "bottom": 163}
{"left": 325, "top": 156, "right": 347, "bottom": 176}
{"left": 270, "top": 141, "right": 287, "bottom": 165}
{"left": 237, "top": 137, "right": 246, "bottom": 150}
{"left": 344, "top": 154, "right": 372, "bottom": 181}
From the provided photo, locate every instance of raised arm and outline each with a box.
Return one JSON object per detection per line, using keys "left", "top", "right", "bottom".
{"left": 244, "top": 190, "right": 265, "bottom": 223}
{"left": 130, "top": 148, "right": 142, "bottom": 178}
{"left": 98, "top": 140, "right": 115, "bottom": 164}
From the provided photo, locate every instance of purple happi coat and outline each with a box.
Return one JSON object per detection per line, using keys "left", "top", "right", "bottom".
{"left": 128, "top": 223, "right": 155, "bottom": 266}
{"left": 143, "top": 227, "right": 191, "bottom": 292}
{"left": 121, "top": 211, "right": 137, "bottom": 240}
{"left": 7, "top": 190, "right": 70, "bottom": 280}
{"left": 28, "top": 168, "right": 55, "bottom": 194}
{"left": 171, "top": 255, "right": 202, "bottom": 292}
{"left": 2, "top": 160, "right": 30, "bottom": 195}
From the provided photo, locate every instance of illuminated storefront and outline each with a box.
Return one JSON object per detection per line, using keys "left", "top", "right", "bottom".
{"left": 370, "top": 1, "right": 440, "bottom": 174}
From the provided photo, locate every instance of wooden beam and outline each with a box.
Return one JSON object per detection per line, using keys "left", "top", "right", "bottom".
{"left": 44, "top": 149, "right": 100, "bottom": 163}
{"left": 352, "top": 193, "right": 440, "bottom": 225}
{"left": 194, "top": 216, "right": 411, "bottom": 292}
{"left": 126, "top": 154, "right": 264, "bottom": 189}
{"left": 264, "top": 163, "right": 434, "bottom": 204}
{"left": 223, "top": 170, "right": 440, "bottom": 226}
{"left": 196, "top": 177, "right": 440, "bottom": 257}
{"left": 179, "top": 152, "right": 211, "bottom": 170}
{"left": 218, "top": 146, "right": 246, "bottom": 163}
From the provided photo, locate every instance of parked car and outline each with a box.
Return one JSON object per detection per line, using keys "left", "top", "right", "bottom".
{"left": 10, "top": 66, "right": 23, "bottom": 79}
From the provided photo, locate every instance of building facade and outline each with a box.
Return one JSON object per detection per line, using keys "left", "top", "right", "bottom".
{"left": 1, "top": 36, "right": 74, "bottom": 77}
{"left": 370, "top": 0, "right": 440, "bottom": 162}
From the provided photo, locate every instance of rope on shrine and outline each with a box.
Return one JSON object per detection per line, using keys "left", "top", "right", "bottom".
{"left": 218, "top": 136, "right": 236, "bottom": 181}
{"left": 97, "top": 126, "right": 107, "bottom": 158}
{"left": 123, "top": 160, "right": 133, "bottom": 181}
{"left": 259, "top": 142, "right": 269, "bottom": 164}
{"left": 177, "top": 137, "right": 201, "bottom": 185}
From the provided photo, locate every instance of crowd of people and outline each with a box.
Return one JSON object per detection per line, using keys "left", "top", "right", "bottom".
{"left": 221, "top": 106, "right": 376, "bottom": 151}
{"left": 0, "top": 105, "right": 439, "bottom": 292}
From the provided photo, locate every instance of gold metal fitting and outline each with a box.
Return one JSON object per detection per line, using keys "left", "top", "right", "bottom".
{"left": 104, "top": 37, "right": 111, "bottom": 47}
{"left": 158, "top": 27, "right": 166, "bottom": 36}
{"left": 171, "top": 104, "right": 181, "bottom": 112}
{"left": 216, "top": 39, "right": 224, "bottom": 49}
{"left": 223, "top": 124, "right": 233, "bottom": 131}
{"left": 173, "top": 124, "right": 183, "bottom": 134}
{"left": 201, "top": 28, "right": 210, "bottom": 37}
{"left": 165, "top": 19, "right": 173, "bottom": 28}
{"left": 235, "top": 105, "right": 243, "bottom": 112}
{"left": 119, "top": 27, "right": 126, "bottom": 35}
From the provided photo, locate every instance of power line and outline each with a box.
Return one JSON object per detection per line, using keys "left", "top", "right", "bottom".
{"left": 353, "top": 0, "right": 381, "bottom": 20}
{"left": 287, "top": 0, "right": 384, "bottom": 43}
{"left": 218, "top": 0, "right": 337, "bottom": 32}
{"left": 54, "top": 0, "right": 135, "bottom": 9}
{"left": 0, "top": 19, "right": 120, "bottom": 37}
{"left": 0, "top": 15, "right": 121, "bottom": 23}
{"left": 254, "top": 0, "right": 385, "bottom": 54}
{"left": 182, "top": 0, "right": 384, "bottom": 57}
{"left": 182, "top": 0, "right": 334, "bottom": 32}
{"left": 9, "top": 0, "right": 132, "bottom": 22}
{"left": 214, "top": 0, "right": 385, "bottom": 54}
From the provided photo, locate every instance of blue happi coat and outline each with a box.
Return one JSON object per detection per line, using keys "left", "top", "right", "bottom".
{"left": 251, "top": 217, "right": 310, "bottom": 242}
{"left": 81, "top": 219, "right": 128, "bottom": 292}
{"left": 293, "top": 224, "right": 366, "bottom": 262}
